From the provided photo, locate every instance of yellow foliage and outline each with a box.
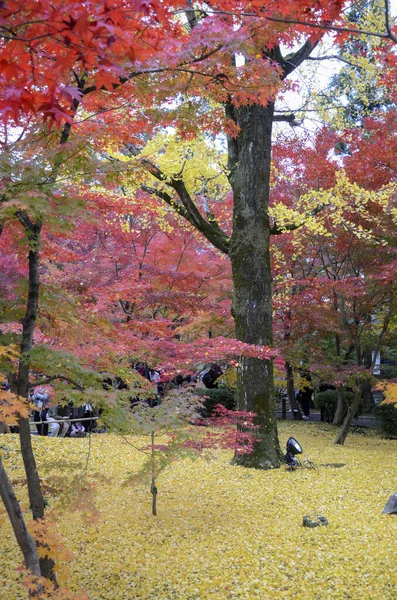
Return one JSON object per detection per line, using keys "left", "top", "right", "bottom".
{"left": 129, "top": 133, "right": 229, "bottom": 204}
{"left": 0, "top": 345, "right": 20, "bottom": 361}
{"left": 0, "top": 425, "right": 396, "bottom": 599}
{"left": 377, "top": 381, "right": 397, "bottom": 406}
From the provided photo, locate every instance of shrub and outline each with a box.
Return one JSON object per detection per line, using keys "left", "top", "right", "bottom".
{"left": 196, "top": 387, "right": 236, "bottom": 417}
{"left": 314, "top": 390, "right": 356, "bottom": 423}
{"left": 375, "top": 402, "right": 397, "bottom": 438}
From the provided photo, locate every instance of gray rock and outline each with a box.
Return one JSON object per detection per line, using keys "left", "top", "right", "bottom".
{"left": 303, "top": 515, "right": 328, "bottom": 527}
{"left": 383, "top": 493, "right": 397, "bottom": 514}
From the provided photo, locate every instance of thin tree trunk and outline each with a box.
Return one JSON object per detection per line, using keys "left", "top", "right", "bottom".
{"left": 0, "top": 455, "right": 41, "bottom": 578}
{"left": 151, "top": 432, "right": 157, "bottom": 515}
{"left": 281, "top": 395, "right": 287, "bottom": 420}
{"left": 151, "top": 479, "right": 158, "bottom": 516}
{"left": 335, "top": 383, "right": 365, "bottom": 445}
{"left": 228, "top": 102, "right": 281, "bottom": 468}
{"left": 13, "top": 221, "right": 57, "bottom": 584}
{"left": 362, "top": 347, "right": 374, "bottom": 413}
{"left": 16, "top": 225, "right": 47, "bottom": 521}
{"left": 333, "top": 386, "right": 345, "bottom": 426}
{"left": 333, "top": 329, "right": 344, "bottom": 425}
{"left": 286, "top": 362, "right": 302, "bottom": 419}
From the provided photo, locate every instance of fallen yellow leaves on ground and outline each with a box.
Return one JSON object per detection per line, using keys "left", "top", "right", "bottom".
{"left": 0, "top": 422, "right": 396, "bottom": 599}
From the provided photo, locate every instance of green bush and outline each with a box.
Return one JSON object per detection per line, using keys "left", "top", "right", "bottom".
{"left": 314, "top": 390, "right": 356, "bottom": 423}
{"left": 375, "top": 403, "right": 397, "bottom": 438}
{"left": 196, "top": 387, "right": 236, "bottom": 417}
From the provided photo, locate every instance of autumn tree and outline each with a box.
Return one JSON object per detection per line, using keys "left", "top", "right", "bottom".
{"left": 114, "top": 2, "right": 359, "bottom": 468}
{"left": 1, "top": 0, "right": 397, "bottom": 509}
{"left": 0, "top": 0, "right": 187, "bottom": 586}
{"left": 271, "top": 124, "right": 397, "bottom": 443}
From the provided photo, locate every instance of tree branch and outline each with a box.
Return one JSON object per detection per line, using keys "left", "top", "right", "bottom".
{"left": 279, "top": 39, "right": 320, "bottom": 80}
{"left": 29, "top": 375, "right": 85, "bottom": 391}
{"left": 385, "top": 0, "right": 397, "bottom": 44}
{"left": 184, "top": 0, "right": 206, "bottom": 30}
{"left": 273, "top": 113, "right": 301, "bottom": 126}
{"left": 270, "top": 204, "right": 325, "bottom": 235}
{"left": 140, "top": 185, "right": 192, "bottom": 222}
{"left": 125, "top": 146, "right": 230, "bottom": 254}
{"left": 306, "top": 55, "right": 363, "bottom": 68}
{"left": 185, "top": 8, "right": 393, "bottom": 42}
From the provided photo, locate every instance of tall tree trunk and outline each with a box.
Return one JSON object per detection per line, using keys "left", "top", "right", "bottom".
{"left": 13, "top": 221, "right": 57, "bottom": 583}
{"left": 228, "top": 103, "right": 281, "bottom": 468}
{"left": 0, "top": 455, "right": 42, "bottom": 580}
{"left": 334, "top": 382, "right": 365, "bottom": 445}
{"left": 139, "top": 43, "right": 317, "bottom": 469}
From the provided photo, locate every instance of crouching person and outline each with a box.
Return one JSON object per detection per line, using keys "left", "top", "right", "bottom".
{"left": 70, "top": 422, "right": 85, "bottom": 437}
{"left": 47, "top": 402, "right": 71, "bottom": 438}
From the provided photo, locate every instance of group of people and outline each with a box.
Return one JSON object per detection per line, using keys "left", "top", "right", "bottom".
{"left": 30, "top": 389, "right": 97, "bottom": 438}
{"left": 1, "top": 363, "right": 226, "bottom": 437}
{"left": 0, "top": 378, "right": 99, "bottom": 437}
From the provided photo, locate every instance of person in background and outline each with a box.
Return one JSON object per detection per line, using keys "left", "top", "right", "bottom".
{"left": 1, "top": 380, "right": 20, "bottom": 433}
{"left": 30, "top": 389, "right": 50, "bottom": 436}
{"left": 1, "top": 381, "right": 10, "bottom": 392}
{"left": 47, "top": 402, "right": 71, "bottom": 437}
{"left": 83, "top": 403, "right": 96, "bottom": 433}
{"left": 0, "top": 380, "right": 11, "bottom": 433}
{"left": 297, "top": 386, "right": 312, "bottom": 420}
{"left": 70, "top": 421, "right": 85, "bottom": 437}
{"left": 135, "top": 362, "right": 151, "bottom": 380}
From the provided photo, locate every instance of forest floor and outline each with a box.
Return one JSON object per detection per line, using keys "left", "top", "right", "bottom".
{"left": 0, "top": 422, "right": 396, "bottom": 599}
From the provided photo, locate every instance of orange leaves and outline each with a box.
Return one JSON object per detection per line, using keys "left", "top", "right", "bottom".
{"left": 377, "top": 381, "right": 397, "bottom": 407}
{"left": 0, "top": 0, "right": 350, "bottom": 125}
{"left": 0, "top": 0, "right": 175, "bottom": 124}
{"left": 0, "top": 392, "right": 30, "bottom": 425}
{"left": 28, "top": 519, "right": 75, "bottom": 564}
{"left": 26, "top": 518, "right": 81, "bottom": 594}
{"left": 23, "top": 573, "right": 89, "bottom": 600}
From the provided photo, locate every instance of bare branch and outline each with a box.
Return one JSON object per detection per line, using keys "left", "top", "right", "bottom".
{"left": 306, "top": 55, "right": 363, "bottom": 68}
{"left": 385, "top": 0, "right": 397, "bottom": 44}
{"left": 273, "top": 113, "right": 301, "bottom": 126}
{"left": 120, "top": 435, "right": 150, "bottom": 455}
{"left": 29, "top": 375, "right": 85, "bottom": 391}
{"left": 179, "top": 8, "right": 393, "bottom": 42}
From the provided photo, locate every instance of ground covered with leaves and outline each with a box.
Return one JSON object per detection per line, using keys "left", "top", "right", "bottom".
{"left": 1, "top": 422, "right": 397, "bottom": 599}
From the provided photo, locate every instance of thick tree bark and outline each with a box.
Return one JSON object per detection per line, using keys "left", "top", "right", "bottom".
{"left": 138, "top": 41, "right": 318, "bottom": 469}
{"left": 227, "top": 102, "right": 281, "bottom": 468}
{"left": 0, "top": 456, "right": 41, "bottom": 579}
